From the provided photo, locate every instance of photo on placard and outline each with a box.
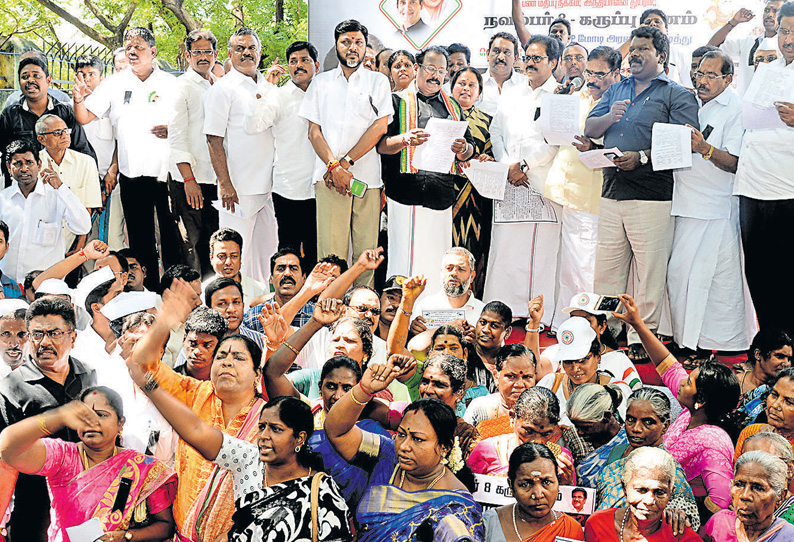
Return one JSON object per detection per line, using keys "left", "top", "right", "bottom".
{"left": 379, "top": 0, "right": 462, "bottom": 51}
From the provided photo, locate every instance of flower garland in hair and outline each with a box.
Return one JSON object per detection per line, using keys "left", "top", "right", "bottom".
{"left": 443, "top": 436, "right": 465, "bottom": 474}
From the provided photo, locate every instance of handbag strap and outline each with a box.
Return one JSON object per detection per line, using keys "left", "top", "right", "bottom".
{"left": 310, "top": 472, "right": 325, "bottom": 542}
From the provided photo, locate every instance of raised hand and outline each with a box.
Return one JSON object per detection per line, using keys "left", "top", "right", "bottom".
{"left": 41, "top": 159, "right": 63, "bottom": 189}
{"left": 159, "top": 278, "right": 200, "bottom": 329}
{"left": 312, "top": 298, "right": 346, "bottom": 326}
{"left": 83, "top": 239, "right": 109, "bottom": 260}
{"left": 359, "top": 359, "right": 399, "bottom": 395}
{"left": 56, "top": 401, "right": 101, "bottom": 432}
{"left": 72, "top": 75, "right": 90, "bottom": 102}
{"left": 528, "top": 294, "right": 544, "bottom": 327}
{"left": 610, "top": 294, "right": 642, "bottom": 328}
{"left": 731, "top": 8, "right": 754, "bottom": 25}
{"left": 265, "top": 58, "right": 287, "bottom": 86}
{"left": 387, "top": 354, "right": 417, "bottom": 379}
{"left": 303, "top": 262, "right": 337, "bottom": 296}
{"left": 356, "top": 247, "right": 385, "bottom": 271}
{"left": 401, "top": 274, "right": 426, "bottom": 301}
{"left": 257, "top": 302, "right": 289, "bottom": 343}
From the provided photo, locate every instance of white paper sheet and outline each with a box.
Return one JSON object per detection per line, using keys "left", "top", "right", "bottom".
{"left": 464, "top": 160, "right": 508, "bottom": 200}
{"left": 651, "top": 123, "right": 693, "bottom": 171}
{"left": 494, "top": 184, "right": 558, "bottom": 224}
{"left": 578, "top": 147, "right": 623, "bottom": 169}
{"left": 421, "top": 309, "right": 466, "bottom": 327}
{"left": 211, "top": 200, "right": 247, "bottom": 219}
{"left": 540, "top": 93, "right": 580, "bottom": 146}
{"left": 65, "top": 518, "right": 104, "bottom": 542}
{"left": 742, "top": 101, "right": 788, "bottom": 130}
{"left": 744, "top": 62, "right": 794, "bottom": 109}
{"left": 412, "top": 118, "right": 469, "bottom": 174}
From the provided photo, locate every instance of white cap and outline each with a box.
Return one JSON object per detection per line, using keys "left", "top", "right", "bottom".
{"left": 562, "top": 292, "right": 610, "bottom": 316}
{"left": 100, "top": 291, "right": 158, "bottom": 322}
{"left": 759, "top": 37, "right": 781, "bottom": 52}
{"left": 37, "top": 278, "right": 73, "bottom": 298}
{"left": 556, "top": 316, "right": 597, "bottom": 362}
{"left": 74, "top": 266, "right": 116, "bottom": 310}
{"left": 0, "top": 299, "right": 28, "bottom": 317}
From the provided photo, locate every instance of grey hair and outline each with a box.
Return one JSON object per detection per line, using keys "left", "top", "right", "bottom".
{"left": 34, "top": 114, "right": 62, "bottom": 135}
{"left": 423, "top": 354, "right": 466, "bottom": 395}
{"left": 736, "top": 450, "right": 789, "bottom": 496}
{"left": 567, "top": 383, "right": 622, "bottom": 423}
{"left": 514, "top": 387, "right": 560, "bottom": 425}
{"left": 330, "top": 317, "right": 373, "bottom": 361}
{"left": 626, "top": 387, "right": 671, "bottom": 423}
{"left": 229, "top": 26, "right": 262, "bottom": 51}
{"left": 622, "top": 447, "right": 676, "bottom": 488}
{"left": 124, "top": 27, "right": 156, "bottom": 47}
{"left": 745, "top": 432, "right": 794, "bottom": 462}
{"left": 443, "top": 247, "right": 475, "bottom": 273}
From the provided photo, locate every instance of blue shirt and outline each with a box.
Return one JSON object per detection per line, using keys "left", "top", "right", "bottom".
{"left": 587, "top": 73, "right": 699, "bottom": 201}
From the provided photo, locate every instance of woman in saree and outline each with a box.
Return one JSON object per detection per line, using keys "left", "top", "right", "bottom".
{"left": 615, "top": 293, "right": 740, "bottom": 521}
{"left": 596, "top": 387, "right": 699, "bottom": 530}
{"left": 388, "top": 50, "right": 416, "bottom": 92}
{"left": 325, "top": 357, "right": 485, "bottom": 541}
{"left": 703, "top": 451, "right": 794, "bottom": 542}
{"left": 0, "top": 386, "right": 176, "bottom": 542}
{"left": 584, "top": 447, "right": 702, "bottom": 542}
{"left": 736, "top": 367, "right": 794, "bottom": 461}
{"left": 484, "top": 442, "right": 584, "bottom": 542}
{"left": 129, "top": 353, "right": 353, "bottom": 542}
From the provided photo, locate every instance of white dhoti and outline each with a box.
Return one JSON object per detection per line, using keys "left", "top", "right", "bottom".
{"left": 554, "top": 206, "right": 599, "bottom": 327}
{"left": 219, "top": 193, "right": 278, "bottom": 285}
{"left": 386, "top": 199, "right": 452, "bottom": 282}
{"left": 665, "top": 211, "right": 756, "bottom": 351}
{"left": 483, "top": 200, "right": 562, "bottom": 327}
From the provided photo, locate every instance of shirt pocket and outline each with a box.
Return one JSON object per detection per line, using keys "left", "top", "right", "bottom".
{"left": 33, "top": 221, "right": 60, "bottom": 247}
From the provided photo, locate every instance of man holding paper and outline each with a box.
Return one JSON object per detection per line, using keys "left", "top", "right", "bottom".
{"left": 585, "top": 25, "right": 698, "bottom": 360}
{"left": 734, "top": 1, "right": 794, "bottom": 337}
{"left": 484, "top": 35, "right": 563, "bottom": 329}
{"left": 377, "top": 45, "right": 474, "bottom": 281}
{"left": 665, "top": 50, "right": 756, "bottom": 362}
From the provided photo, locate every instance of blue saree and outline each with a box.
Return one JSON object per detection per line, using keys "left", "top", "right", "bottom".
{"left": 575, "top": 428, "right": 628, "bottom": 488}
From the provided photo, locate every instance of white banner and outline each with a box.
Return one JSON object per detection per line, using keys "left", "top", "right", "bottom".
{"left": 308, "top": 0, "right": 765, "bottom": 71}
{"left": 472, "top": 475, "right": 597, "bottom": 515}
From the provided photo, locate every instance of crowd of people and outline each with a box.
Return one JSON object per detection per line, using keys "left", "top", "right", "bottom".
{"left": 0, "top": 0, "right": 793, "bottom": 540}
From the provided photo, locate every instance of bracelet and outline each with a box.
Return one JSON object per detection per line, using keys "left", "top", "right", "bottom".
{"left": 74, "top": 98, "right": 84, "bottom": 104}
{"left": 283, "top": 342, "right": 301, "bottom": 356}
{"left": 525, "top": 326, "right": 540, "bottom": 333}
{"left": 357, "top": 383, "right": 375, "bottom": 397}
{"left": 399, "top": 306, "right": 412, "bottom": 317}
{"left": 37, "top": 415, "right": 53, "bottom": 436}
{"left": 182, "top": 176, "right": 195, "bottom": 183}
{"left": 327, "top": 159, "right": 340, "bottom": 171}
{"left": 142, "top": 372, "right": 160, "bottom": 393}
{"left": 78, "top": 248, "right": 88, "bottom": 262}
{"left": 328, "top": 162, "right": 341, "bottom": 174}
{"left": 727, "top": 21, "right": 736, "bottom": 28}
{"left": 703, "top": 145, "right": 715, "bottom": 160}
{"left": 350, "top": 388, "right": 371, "bottom": 407}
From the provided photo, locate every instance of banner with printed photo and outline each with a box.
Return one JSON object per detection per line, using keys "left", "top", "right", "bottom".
{"left": 308, "top": 0, "right": 767, "bottom": 71}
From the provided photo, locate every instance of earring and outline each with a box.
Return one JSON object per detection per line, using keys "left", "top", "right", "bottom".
{"left": 295, "top": 445, "right": 301, "bottom": 453}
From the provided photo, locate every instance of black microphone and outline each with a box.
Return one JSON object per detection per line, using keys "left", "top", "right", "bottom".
{"left": 555, "top": 76, "right": 584, "bottom": 95}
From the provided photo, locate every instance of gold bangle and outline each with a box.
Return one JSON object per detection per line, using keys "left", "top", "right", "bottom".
{"left": 283, "top": 342, "right": 300, "bottom": 356}
{"left": 37, "top": 415, "right": 53, "bottom": 436}
{"left": 350, "top": 386, "right": 372, "bottom": 407}
{"left": 703, "top": 145, "right": 715, "bottom": 160}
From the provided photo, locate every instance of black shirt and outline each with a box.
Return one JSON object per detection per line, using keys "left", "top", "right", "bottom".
{"left": 380, "top": 92, "right": 474, "bottom": 210}
{"left": 0, "top": 356, "right": 96, "bottom": 542}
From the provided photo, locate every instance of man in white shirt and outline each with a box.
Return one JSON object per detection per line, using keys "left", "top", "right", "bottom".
{"left": 299, "top": 19, "right": 393, "bottom": 287}
{"left": 484, "top": 35, "right": 562, "bottom": 328}
{"left": 708, "top": 1, "right": 785, "bottom": 95}
{"left": 71, "top": 266, "right": 123, "bottom": 368}
{"left": 204, "top": 27, "right": 277, "bottom": 285}
{"left": 73, "top": 27, "right": 179, "bottom": 291}
{"left": 169, "top": 29, "right": 220, "bottom": 277}
{"left": 477, "top": 32, "right": 528, "bottom": 116}
{"left": 735, "top": 2, "right": 794, "bottom": 337}
{"left": 35, "top": 114, "right": 101, "bottom": 254}
{"left": 0, "top": 301, "right": 29, "bottom": 380}
{"left": 0, "top": 139, "right": 91, "bottom": 283}
{"left": 664, "top": 50, "right": 756, "bottom": 359}
{"left": 200, "top": 228, "right": 267, "bottom": 308}
{"left": 246, "top": 40, "right": 320, "bottom": 260}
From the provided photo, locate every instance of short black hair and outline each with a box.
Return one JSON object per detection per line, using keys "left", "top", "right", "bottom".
{"left": 205, "top": 277, "right": 243, "bottom": 307}
{"left": 185, "top": 29, "right": 217, "bottom": 51}
{"left": 549, "top": 17, "right": 572, "bottom": 35}
{"left": 18, "top": 56, "right": 48, "bottom": 78}
{"left": 700, "top": 50, "right": 734, "bottom": 76}
{"left": 105, "top": 251, "right": 129, "bottom": 273}
{"left": 588, "top": 46, "right": 622, "bottom": 71}
{"left": 630, "top": 25, "right": 670, "bottom": 68}
{"left": 286, "top": 40, "right": 318, "bottom": 63}
{"left": 73, "top": 54, "right": 103, "bottom": 72}
{"left": 318, "top": 254, "right": 348, "bottom": 273}
{"left": 751, "top": 329, "right": 793, "bottom": 364}
{"left": 125, "top": 27, "right": 156, "bottom": 47}
{"left": 447, "top": 43, "right": 471, "bottom": 63}
{"left": 27, "top": 296, "right": 76, "bottom": 330}
{"left": 488, "top": 32, "right": 519, "bottom": 57}
{"left": 779, "top": 1, "right": 794, "bottom": 23}
{"left": 481, "top": 301, "right": 512, "bottom": 326}
{"left": 342, "top": 285, "right": 378, "bottom": 306}
{"left": 640, "top": 8, "right": 668, "bottom": 28}
{"left": 388, "top": 50, "right": 417, "bottom": 71}
{"left": 375, "top": 48, "right": 393, "bottom": 69}
{"left": 0, "top": 221, "right": 8, "bottom": 244}
{"left": 5, "top": 139, "right": 39, "bottom": 163}
{"left": 269, "top": 247, "right": 303, "bottom": 274}
{"left": 572, "top": 487, "right": 587, "bottom": 497}
{"left": 495, "top": 343, "right": 536, "bottom": 372}
{"left": 692, "top": 45, "right": 719, "bottom": 59}
{"left": 85, "top": 279, "right": 117, "bottom": 317}
{"left": 185, "top": 306, "right": 228, "bottom": 342}
{"left": 159, "top": 264, "right": 200, "bottom": 294}
{"left": 210, "top": 227, "right": 243, "bottom": 253}
{"left": 117, "top": 248, "right": 143, "bottom": 266}
{"left": 335, "top": 19, "right": 368, "bottom": 44}
{"left": 450, "top": 66, "right": 483, "bottom": 94}
{"left": 320, "top": 356, "right": 362, "bottom": 384}
{"left": 416, "top": 45, "right": 449, "bottom": 66}
{"left": 526, "top": 34, "right": 562, "bottom": 63}
{"left": 694, "top": 359, "right": 740, "bottom": 426}
{"left": 24, "top": 270, "right": 43, "bottom": 294}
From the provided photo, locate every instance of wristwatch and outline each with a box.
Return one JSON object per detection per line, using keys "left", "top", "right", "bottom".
{"left": 343, "top": 154, "right": 355, "bottom": 166}
{"left": 124, "top": 532, "right": 133, "bottom": 541}
{"left": 638, "top": 150, "right": 649, "bottom": 165}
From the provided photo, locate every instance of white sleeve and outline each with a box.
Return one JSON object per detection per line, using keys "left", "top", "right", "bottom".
{"left": 370, "top": 72, "right": 395, "bottom": 123}
{"left": 168, "top": 80, "right": 195, "bottom": 168}
{"left": 203, "top": 84, "right": 232, "bottom": 138}
{"left": 298, "top": 78, "right": 321, "bottom": 125}
{"left": 244, "top": 83, "right": 280, "bottom": 134}
{"left": 489, "top": 107, "right": 509, "bottom": 163}
{"left": 56, "top": 185, "right": 92, "bottom": 235}
{"left": 84, "top": 77, "right": 113, "bottom": 120}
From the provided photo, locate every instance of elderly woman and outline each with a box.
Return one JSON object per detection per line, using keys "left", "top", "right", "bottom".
{"left": 388, "top": 50, "right": 417, "bottom": 92}
{"left": 484, "top": 443, "right": 584, "bottom": 542}
{"left": 615, "top": 293, "right": 740, "bottom": 520}
{"left": 596, "top": 388, "right": 699, "bottom": 530}
{"left": 468, "top": 387, "right": 576, "bottom": 484}
{"left": 703, "top": 451, "right": 794, "bottom": 542}
{"left": 325, "top": 359, "right": 485, "bottom": 541}
{"left": 740, "top": 432, "right": 794, "bottom": 524}
{"left": 464, "top": 344, "right": 537, "bottom": 436}
{"left": 736, "top": 367, "right": 794, "bottom": 462}
{"left": 585, "top": 447, "right": 701, "bottom": 541}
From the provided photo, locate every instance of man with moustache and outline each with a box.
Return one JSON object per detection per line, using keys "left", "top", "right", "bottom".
{"left": 689, "top": 45, "right": 719, "bottom": 88}
{"left": 484, "top": 35, "right": 564, "bottom": 330}
{"left": 734, "top": 1, "right": 794, "bottom": 337}
{"left": 709, "top": 1, "right": 786, "bottom": 95}
{"left": 169, "top": 29, "right": 220, "bottom": 276}
{"left": 558, "top": 42, "right": 588, "bottom": 89}
{"left": 377, "top": 276, "right": 403, "bottom": 340}
{"left": 246, "top": 41, "right": 321, "bottom": 259}
{"left": 0, "top": 304, "right": 28, "bottom": 379}
{"left": 173, "top": 306, "right": 227, "bottom": 380}
{"left": 204, "top": 27, "right": 278, "bottom": 285}
{"left": 665, "top": 50, "right": 756, "bottom": 361}
{"left": 477, "top": 32, "right": 527, "bottom": 115}
{"left": 545, "top": 46, "right": 621, "bottom": 331}
{"left": 0, "top": 297, "right": 96, "bottom": 542}
{"left": 300, "top": 20, "right": 393, "bottom": 286}
{"left": 377, "top": 45, "right": 474, "bottom": 282}
{"left": 585, "top": 25, "right": 698, "bottom": 360}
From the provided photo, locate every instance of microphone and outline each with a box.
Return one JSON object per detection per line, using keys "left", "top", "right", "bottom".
{"left": 555, "top": 76, "right": 584, "bottom": 95}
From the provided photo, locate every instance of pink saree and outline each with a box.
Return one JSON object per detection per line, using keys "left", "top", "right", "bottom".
{"left": 38, "top": 439, "right": 177, "bottom": 542}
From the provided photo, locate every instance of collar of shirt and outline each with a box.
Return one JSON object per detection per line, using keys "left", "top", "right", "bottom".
{"left": 622, "top": 71, "right": 673, "bottom": 97}
{"left": 699, "top": 87, "right": 734, "bottom": 109}
{"left": 21, "top": 96, "right": 54, "bottom": 113}
{"left": 16, "top": 355, "right": 89, "bottom": 382}
{"left": 226, "top": 66, "right": 264, "bottom": 89}
{"left": 40, "top": 148, "right": 76, "bottom": 168}
{"left": 331, "top": 64, "right": 364, "bottom": 84}
{"left": 771, "top": 57, "right": 794, "bottom": 69}
{"left": 483, "top": 70, "right": 526, "bottom": 89}
{"left": 184, "top": 67, "right": 215, "bottom": 88}
{"left": 283, "top": 79, "right": 306, "bottom": 96}
{"left": 8, "top": 176, "right": 50, "bottom": 200}
{"left": 534, "top": 74, "right": 561, "bottom": 96}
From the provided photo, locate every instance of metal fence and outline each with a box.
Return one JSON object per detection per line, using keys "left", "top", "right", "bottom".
{"left": 38, "top": 41, "right": 116, "bottom": 91}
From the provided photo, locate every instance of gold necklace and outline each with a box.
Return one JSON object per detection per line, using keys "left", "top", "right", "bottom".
{"left": 399, "top": 466, "right": 446, "bottom": 490}
{"left": 79, "top": 443, "right": 117, "bottom": 470}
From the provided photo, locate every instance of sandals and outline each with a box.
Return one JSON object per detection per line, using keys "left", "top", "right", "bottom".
{"left": 681, "top": 353, "right": 710, "bottom": 371}
{"left": 627, "top": 343, "right": 651, "bottom": 363}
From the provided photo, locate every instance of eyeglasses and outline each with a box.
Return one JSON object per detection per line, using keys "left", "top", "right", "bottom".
{"left": 421, "top": 65, "right": 447, "bottom": 77}
{"left": 584, "top": 69, "right": 612, "bottom": 80}
{"left": 29, "top": 329, "right": 73, "bottom": 342}
{"left": 351, "top": 305, "right": 382, "bottom": 316}
{"left": 0, "top": 331, "right": 28, "bottom": 340}
{"left": 754, "top": 55, "right": 779, "bottom": 65}
{"left": 40, "top": 128, "right": 72, "bottom": 137}
{"left": 522, "top": 55, "right": 548, "bottom": 64}
{"left": 563, "top": 55, "right": 586, "bottom": 63}
{"left": 693, "top": 71, "right": 727, "bottom": 81}
{"left": 188, "top": 49, "right": 215, "bottom": 56}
